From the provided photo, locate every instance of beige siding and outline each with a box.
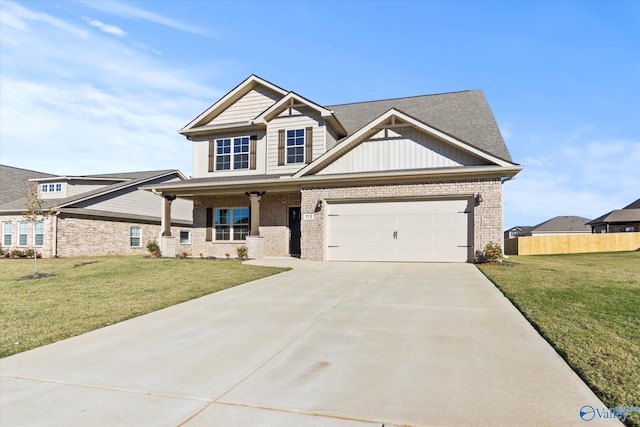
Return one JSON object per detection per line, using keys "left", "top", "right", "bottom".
{"left": 191, "top": 130, "right": 267, "bottom": 178}
{"left": 326, "top": 127, "right": 339, "bottom": 150}
{"left": 266, "top": 109, "right": 325, "bottom": 174}
{"left": 318, "top": 127, "right": 488, "bottom": 175}
{"left": 67, "top": 181, "right": 118, "bottom": 197}
{"left": 208, "top": 86, "right": 281, "bottom": 126}
{"left": 72, "top": 177, "right": 192, "bottom": 222}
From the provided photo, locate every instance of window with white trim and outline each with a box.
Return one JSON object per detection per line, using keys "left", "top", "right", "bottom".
{"left": 41, "top": 183, "right": 63, "bottom": 193}
{"left": 35, "top": 221, "right": 44, "bottom": 246}
{"left": 215, "top": 208, "right": 249, "bottom": 241}
{"left": 130, "top": 227, "right": 141, "bottom": 247}
{"left": 3, "top": 222, "right": 11, "bottom": 246}
{"left": 286, "top": 129, "right": 305, "bottom": 164}
{"left": 216, "top": 137, "right": 249, "bottom": 171}
{"left": 18, "top": 222, "right": 28, "bottom": 246}
{"left": 180, "top": 230, "right": 191, "bottom": 244}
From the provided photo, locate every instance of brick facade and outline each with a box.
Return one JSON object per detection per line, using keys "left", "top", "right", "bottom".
{"left": 191, "top": 192, "right": 301, "bottom": 258}
{"left": 0, "top": 214, "right": 190, "bottom": 258}
{"left": 300, "top": 178, "right": 503, "bottom": 261}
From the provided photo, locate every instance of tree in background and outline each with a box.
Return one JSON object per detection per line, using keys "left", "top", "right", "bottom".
{"left": 23, "top": 184, "right": 53, "bottom": 278}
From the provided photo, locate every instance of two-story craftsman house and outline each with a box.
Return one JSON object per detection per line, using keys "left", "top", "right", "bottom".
{"left": 147, "top": 75, "right": 522, "bottom": 262}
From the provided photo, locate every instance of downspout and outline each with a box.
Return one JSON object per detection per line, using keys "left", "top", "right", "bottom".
{"left": 52, "top": 212, "right": 59, "bottom": 258}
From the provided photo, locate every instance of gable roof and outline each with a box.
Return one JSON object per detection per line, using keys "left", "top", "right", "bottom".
{"left": 530, "top": 216, "right": 592, "bottom": 233}
{"left": 586, "top": 197, "right": 640, "bottom": 225}
{"left": 0, "top": 169, "right": 185, "bottom": 212}
{"left": 623, "top": 198, "right": 640, "bottom": 209}
{"left": 293, "top": 108, "right": 515, "bottom": 178}
{"left": 254, "top": 92, "right": 347, "bottom": 136}
{"left": 180, "top": 75, "right": 288, "bottom": 135}
{"left": 328, "top": 90, "right": 513, "bottom": 162}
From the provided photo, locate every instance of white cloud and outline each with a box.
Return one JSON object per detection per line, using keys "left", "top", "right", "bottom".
{"left": 77, "top": 0, "right": 212, "bottom": 36}
{"left": 2, "top": 1, "right": 88, "bottom": 38}
{"left": 505, "top": 137, "right": 640, "bottom": 228}
{"left": 0, "top": 2, "right": 226, "bottom": 178}
{"left": 82, "top": 16, "right": 127, "bottom": 37}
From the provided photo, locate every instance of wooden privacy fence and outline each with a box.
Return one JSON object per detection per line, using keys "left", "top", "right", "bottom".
{"left": 504, "top": 232, "right": 640, "bottom": 256}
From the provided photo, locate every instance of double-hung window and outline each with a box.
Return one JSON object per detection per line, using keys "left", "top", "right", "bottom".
{"left": 35, "top": 221, "right": 44, "bottom": 246}
{"left": 130, "top": 227, "right": 141, "bottom": 247}
{"left": 216, "top": 139, "right": 231, "bottom": 170}
{"left": 215, "top": 208, "right": 249, "bottom": 241}
{"left": 3, "top": 222, "right": 11, "bottom": 246}
{"left": 216, "top": 137, "right": 249, "bottom": 171}
{"left": 286, "top": 129, "right": 305, "bottom": 164}
{"left": 18, "top": 222, "right": 28, "bottom": 246}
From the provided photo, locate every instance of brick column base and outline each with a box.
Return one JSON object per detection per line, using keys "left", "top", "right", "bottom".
{"left": 159, "top": 236, "right": 176, "bottom": 258}
{"left": 245, "top": 236, "right": 265, "bottom": 259}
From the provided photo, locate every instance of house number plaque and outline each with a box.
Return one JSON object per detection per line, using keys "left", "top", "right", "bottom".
{"left": 303, "top": 213, "right": 314, "bottom": 220}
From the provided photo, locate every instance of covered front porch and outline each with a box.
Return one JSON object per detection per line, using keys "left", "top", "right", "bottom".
{"left": 157, "top": 184, "right": 301, "bottom": 259}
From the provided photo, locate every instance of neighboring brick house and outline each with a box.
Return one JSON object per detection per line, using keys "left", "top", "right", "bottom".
{"left": 0, "top": 165, "right": 192, "bottom": 257}
{"left": 587, "top": 198, "right": 640, "bottom": 233}
{"left": 147, "top": 75, "right": 522, "bottom": 262}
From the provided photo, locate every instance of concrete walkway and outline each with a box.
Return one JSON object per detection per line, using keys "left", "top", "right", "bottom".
{"left": 1, "top": 259, "right": 620, "bottom": 426}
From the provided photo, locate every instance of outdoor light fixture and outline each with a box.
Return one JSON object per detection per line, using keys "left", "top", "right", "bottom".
{"left": 315, "top": 200, "right": 323, "bottom": 212}
{"left": 475, "top": 193, "right": 483, "bottom": 206}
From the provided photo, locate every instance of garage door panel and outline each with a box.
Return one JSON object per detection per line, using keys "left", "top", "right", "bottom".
{"left": 326, "top": 199, "right": 471, "bottom": 262}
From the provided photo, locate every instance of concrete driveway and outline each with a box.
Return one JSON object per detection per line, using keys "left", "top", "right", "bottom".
{"left": 1, "top": 260, "right": 620, "bottom": 426}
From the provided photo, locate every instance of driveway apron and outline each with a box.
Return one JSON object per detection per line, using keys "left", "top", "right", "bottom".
{"left": 1, "top": 260, "right": 620, "bottom": 426}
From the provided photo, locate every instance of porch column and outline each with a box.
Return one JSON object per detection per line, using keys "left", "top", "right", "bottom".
{"left": 246, "top": 191, "right": 265, "bottom": 236}
{"left": 161, "top": 195, "right": 176, "bottom": 236}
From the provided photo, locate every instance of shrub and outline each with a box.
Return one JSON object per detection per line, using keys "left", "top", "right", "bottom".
{"left": 24, "top": 249, "right": 41, "bottom": 259}
{"left": 146, "top": 240, "right": 161, "bottom": 257}
{"left": 11, "top": 249, "right": 26, "bottom": 258}
{"left": 482, "top": 242, "right": 503, "bottom": 263}
{"left": 237, "top": 245, "right": 248, "bottom": 259}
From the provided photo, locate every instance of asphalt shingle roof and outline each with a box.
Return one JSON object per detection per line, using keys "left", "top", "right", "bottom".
{"left": 531, "top": 216, "right": 592, "bottom": 233}
{"left": 328, "top": 90, "right": 513, "bottom": 162}
{"left": 0, "top": 165, "right": 56, "bottom": 206}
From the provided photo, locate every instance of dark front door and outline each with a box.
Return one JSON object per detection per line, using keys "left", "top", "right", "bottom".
{"left": 289, "top": 207, "right": 301, "bottom": 257}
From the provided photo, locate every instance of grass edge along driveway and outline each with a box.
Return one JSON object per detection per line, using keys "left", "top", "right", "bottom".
{"left": 0, "top": 256, "right": 288, "bottom": 358}
{"left": 478, "top": 251, "right": 640, "bottom": 427}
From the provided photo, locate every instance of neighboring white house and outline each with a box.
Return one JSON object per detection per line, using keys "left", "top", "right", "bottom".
{"left": 146, "top": 75, "right": 522, "bottom": 262}
{"left": 0, "top": 165, "right": 193, "bottom": 257}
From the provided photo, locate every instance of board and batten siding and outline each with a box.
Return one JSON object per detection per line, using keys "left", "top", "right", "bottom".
{"left": 72, "top": 177, "right": 193, "bottom": 222}
{"left": 317, "top": 128, "right": 488, "bottom": 175}
{"left": 191, "top": 130, "right": 267, "bottom": 178}
{"left": 208, "top": 86, "right": 282, "bottom": 126}
{"left": 266, "top": 110, "right": 326, "bottom": 174}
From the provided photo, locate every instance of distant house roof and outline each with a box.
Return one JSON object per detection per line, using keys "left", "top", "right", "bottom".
{"left": 623, "top": 198, "right": 640, "bottom": 209}
{"left": 0, "top": 168, "right": 185, "bottom": 213}
{"left": 530, "top": 216, "right": 592, "bottom": 234}
{"left": 0, "top": 165, "right": 56, "bottom": 206}
{"left": 587, "top": 197, "right": 640, "bottom": 226}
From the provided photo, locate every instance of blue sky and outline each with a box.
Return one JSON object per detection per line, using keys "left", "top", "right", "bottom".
{"left": 1, "top": 0, "right": 638, "bottom": 228}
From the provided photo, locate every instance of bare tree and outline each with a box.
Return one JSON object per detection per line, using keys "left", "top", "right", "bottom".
{"left": 23, "top": 184, "right": 53, "bottom": 278}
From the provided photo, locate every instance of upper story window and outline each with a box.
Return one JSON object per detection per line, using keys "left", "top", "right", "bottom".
{"left": 216, "top": 137, "right": 249, "bottom": 171}
{"left": 286, "top": 129, "right": 305, "bottom": 164}
{"left": 41, "top": 183, "right": 63, "bottom": 193}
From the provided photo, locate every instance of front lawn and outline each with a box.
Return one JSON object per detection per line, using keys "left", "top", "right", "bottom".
{"left": 0, "top": 256, "right": 287, "bottom": 358}
{"left": 478, "top": 251, "right": 640, "bottom": 427}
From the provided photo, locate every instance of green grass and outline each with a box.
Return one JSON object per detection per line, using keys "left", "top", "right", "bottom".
{"left": 0, "top": 256, "right": 287, "bottom": 358}
{"left": 478, "top": 252, "right": 640, "bottom": 427}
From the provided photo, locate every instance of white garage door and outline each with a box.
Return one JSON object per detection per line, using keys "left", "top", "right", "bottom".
{"left": 326, "top": 199, "right": 471, "bottom": 262}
